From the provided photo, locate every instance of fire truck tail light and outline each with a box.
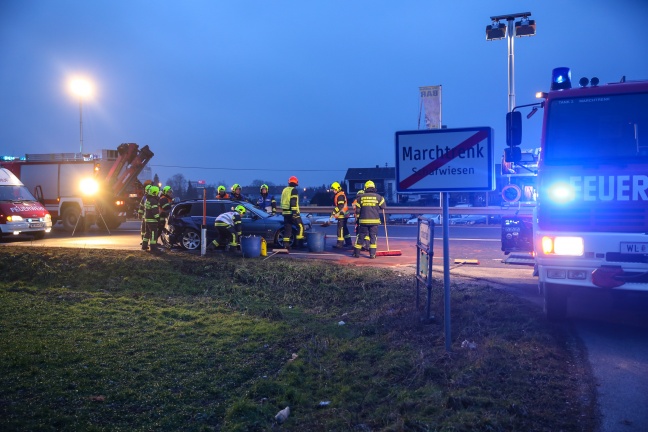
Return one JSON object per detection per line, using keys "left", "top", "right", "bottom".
{"left": 542, "top": 236, "right": 584, "bottom": 256}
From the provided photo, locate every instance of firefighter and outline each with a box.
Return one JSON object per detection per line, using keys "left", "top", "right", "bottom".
{"left": 216, "top": 185, "right": 230, "bottom": 200}
{"left": 353, "top": 180, "right": 386, "bottom": 259}
{"left": 142, "top": 185, "right": 161, "bottom": 252}
{"left": 330, "top": 181, "right": 352, "bottom": 248}
{"left": 256, "top": 183, "right": 277, "bottom": 215}
{"left": 352, "top": 189, "right": 370, "bottom": 251}
{"left": 138, "top": 180, "right": 153, "bottom": 244}
{"left": 230, "top": 184, "right": 247, "bottom": 202}
{"left": 158, "top": 186, "right": 173, "bottom": 245}
{"left": 208, "top": 204, "right": 245, "bottom": 251}
{"left": 280, "top": 175, "right": 304, "bottom": 251}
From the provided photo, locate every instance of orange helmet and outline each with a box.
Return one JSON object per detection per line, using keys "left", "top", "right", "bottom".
{"left": 288, "top": 176, "right": 298, "bottom": 185}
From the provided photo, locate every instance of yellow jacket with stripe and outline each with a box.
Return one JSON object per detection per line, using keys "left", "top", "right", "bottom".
{"left": 356, "top": 189, "right": 386, "bottom": 225}
{"left": 280, "top": 186, "right": 300, "bottom": 216}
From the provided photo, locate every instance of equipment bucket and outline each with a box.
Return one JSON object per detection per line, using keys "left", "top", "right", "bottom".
{"left": 241, "top": 236, "right": 262, "bottom": 258}
{"left": 306, "top": 231, "right": 325, "bottom": 252}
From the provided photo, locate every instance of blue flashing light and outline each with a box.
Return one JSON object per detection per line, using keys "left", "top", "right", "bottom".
{"left": 551, "top": 67, "right": 572, "bottom": 91}
{"left": 547, "top": 182, "right": 576, "bottom": 204}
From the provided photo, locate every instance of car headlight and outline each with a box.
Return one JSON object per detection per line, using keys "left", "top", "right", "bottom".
{"left": 44, "top": 214, "right": 51, "bottom": 222}
{"left": 7, "top": 215, "right": 24, "bottom": 222}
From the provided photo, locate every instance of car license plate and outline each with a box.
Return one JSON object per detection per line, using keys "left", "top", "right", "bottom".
{"left": 620, "top": 242, "right": 648, "bottom": 254}
{"left": 29, "top": 223, "right": 44, "bottom": 228}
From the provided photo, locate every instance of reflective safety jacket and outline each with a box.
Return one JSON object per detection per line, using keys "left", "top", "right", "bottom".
{"left": 257, "top": 193, "right": 277, "bottom": 214}
{"left": 159, "top": 194, "right": 172, "bottom": 219}
{"left": 216, "top": 192, "right": 230, "bottom": 200}
{"left": 215, "top": 211, "right": 242, "bottom": 234}
{"left": 356, "top": 189, "right": 386, "bottom": 225}
{"left": 331, "top": 190, "right": 349, "bottom": 219}
{"left": 144, "top": 196, "right": 160, "bottom": 222}
{"left": 280, "top": 186, "right": 300, "bottom": 216}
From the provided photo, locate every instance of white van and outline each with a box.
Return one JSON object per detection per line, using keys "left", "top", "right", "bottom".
{"left": 0, "top": 168, "right": 52, "bottom": 239}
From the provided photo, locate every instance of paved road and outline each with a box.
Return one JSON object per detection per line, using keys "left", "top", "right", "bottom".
{"left": 3, "top": 221, "right": 647, "bottom": 432}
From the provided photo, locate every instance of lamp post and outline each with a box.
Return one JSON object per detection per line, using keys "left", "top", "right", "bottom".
{"left": 486, "top": 12, "right": 536, "bottom": 112}
{"left": 69, "top": 77, "right": 94, "bottom": 154}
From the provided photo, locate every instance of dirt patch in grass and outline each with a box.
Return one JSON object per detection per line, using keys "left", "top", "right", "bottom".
{"left": 0, "top": 248, "right": 597, "bottom": 431}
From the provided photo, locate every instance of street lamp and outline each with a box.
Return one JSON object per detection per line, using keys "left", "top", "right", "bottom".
{"left": 486, "top": 12, "right": 536, "bottom": 112}
{"left": 68, "top": 77, "right": 94, "bottom": 154}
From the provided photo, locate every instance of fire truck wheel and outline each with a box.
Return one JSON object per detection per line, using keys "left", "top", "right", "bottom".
{"left": 543, "top": 282, "right": 568, "bottom": 321}
{"left": 62, "top": 206, "right": 82, "bottom": 231}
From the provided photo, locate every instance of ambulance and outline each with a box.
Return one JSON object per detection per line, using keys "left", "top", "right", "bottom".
{"left": 0, "top": 167, "right": 52, "bottom": 239}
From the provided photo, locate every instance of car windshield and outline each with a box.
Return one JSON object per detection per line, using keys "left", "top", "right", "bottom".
{"left": 0, "top": 185, "right": 38, "bottom": 202}
{"left": 544, "top": 92, "right": 648, "bottom": 165}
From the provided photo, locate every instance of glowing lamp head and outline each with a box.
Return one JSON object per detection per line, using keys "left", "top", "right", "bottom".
{"left": 80, "top": 178, "right": 99, "bottom": 196}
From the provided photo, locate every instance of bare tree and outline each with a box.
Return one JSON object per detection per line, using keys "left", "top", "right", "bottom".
{"left": 166, "top": 173, "right": 187, "bottom": 199}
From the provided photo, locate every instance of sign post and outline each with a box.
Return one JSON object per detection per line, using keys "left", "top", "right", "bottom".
{"left": 396, "top": 127, "right": 494, "bottom": 351}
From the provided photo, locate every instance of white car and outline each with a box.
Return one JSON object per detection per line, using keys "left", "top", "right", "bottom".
{"left": 406, "top": 214, "right": 441, "bottom": 225}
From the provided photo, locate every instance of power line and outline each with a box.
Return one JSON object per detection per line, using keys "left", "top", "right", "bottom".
{"left": 149, "top": 165, "right": 346, "bottom": 172}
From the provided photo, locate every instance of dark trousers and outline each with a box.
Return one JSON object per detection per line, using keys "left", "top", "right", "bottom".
{"left": 354, "top": 225, "right": 378, "bottom": 255}
{"left": 283, "top": 214, "right": 304, "bottom": 248}
{"left": 214, "top": 224, "right": 238, "bottom": 247}
{"left": 142, "top": 220, "right": 158, "bottom": 249}
{"left": 336, "top": 218, "right": 351, "bottom": 245}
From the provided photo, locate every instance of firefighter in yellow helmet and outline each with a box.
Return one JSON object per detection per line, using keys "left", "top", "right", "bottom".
{"left": 352, "top": 189, "right": 370, "bottom": 251}
{"left": 209, "top": 204, "right": 245, "bottom": 252}
{"left": 329, "top": 181, "right": 352, "bottom": 248}
{"left": 230, "top": 184, "right": 248, "bottom": 202}
{"left": 280, "top": 175, "right": 304, "bottom": 251}
{"left": 353, "top": 180, "right": 386, "bottom": 259}
{"left": 256, "top": 183, "right": 277, "bottom": 215}
{"left": 216, "top": 185, "right": 230, "bottom": 200}
{"left": 142, "top": 185, "right": 161, "bottom": 253}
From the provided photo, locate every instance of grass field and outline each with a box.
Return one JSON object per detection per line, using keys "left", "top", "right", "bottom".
{"left": 0, "top": 248, "right": 596, "bottom": 431}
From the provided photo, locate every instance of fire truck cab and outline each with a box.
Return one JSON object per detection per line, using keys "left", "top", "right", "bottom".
{"left": 507, "top": 67, "right": 648, "bottom": 320}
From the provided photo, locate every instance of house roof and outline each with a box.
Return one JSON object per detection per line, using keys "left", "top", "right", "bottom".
{"left": 344, "top": 167, "right": 395, "bottom": 181}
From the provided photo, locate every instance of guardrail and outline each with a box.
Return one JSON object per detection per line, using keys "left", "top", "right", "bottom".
{"left": 299, "top": 205, "right": 534, "bottom": 216}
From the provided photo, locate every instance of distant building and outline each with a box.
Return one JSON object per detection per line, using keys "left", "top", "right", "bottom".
{"left": 344, "top": 166, "right": 396, "bottom": 203}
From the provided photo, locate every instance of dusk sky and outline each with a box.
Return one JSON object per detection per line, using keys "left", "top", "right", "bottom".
{"left": 1, "top": 0, "right": 647, "bottom": 189}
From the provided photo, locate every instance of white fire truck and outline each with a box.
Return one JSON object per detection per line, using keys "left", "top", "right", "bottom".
{"left": 0, "top": 143, "right": 153, "bottom": 231}
{"left": 507, "top": 67, "right": 648, "bottom": 319}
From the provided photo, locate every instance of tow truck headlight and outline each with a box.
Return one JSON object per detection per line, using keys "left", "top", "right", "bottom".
{"left": 80, "top": 178, "right": 99, "bottom": 196}
{"left": 541, "top": 236, "right": 584, "bottom": 256}
{"left": 7, "top": 215, "right": 24, "bottom": 222}
{"left": 548, "top": 182, "right": 575, "bottom": 203}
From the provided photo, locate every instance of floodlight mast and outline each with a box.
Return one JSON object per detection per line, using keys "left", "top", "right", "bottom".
{"left": 487, "top": 12, "right": 535, "bottom": 113}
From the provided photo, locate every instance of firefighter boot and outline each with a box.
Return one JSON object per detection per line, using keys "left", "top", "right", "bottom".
{"left": 333, "top": 240, "right": 345, "bottom": 249}
{"left": 141, "top": 240, "right": 149, "bottom": 251}
{"left": 344, "top": 238, "right": 353, "bottom": 247}
{"left": 352, "top": 248, "right": 360, "bottom": 258}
